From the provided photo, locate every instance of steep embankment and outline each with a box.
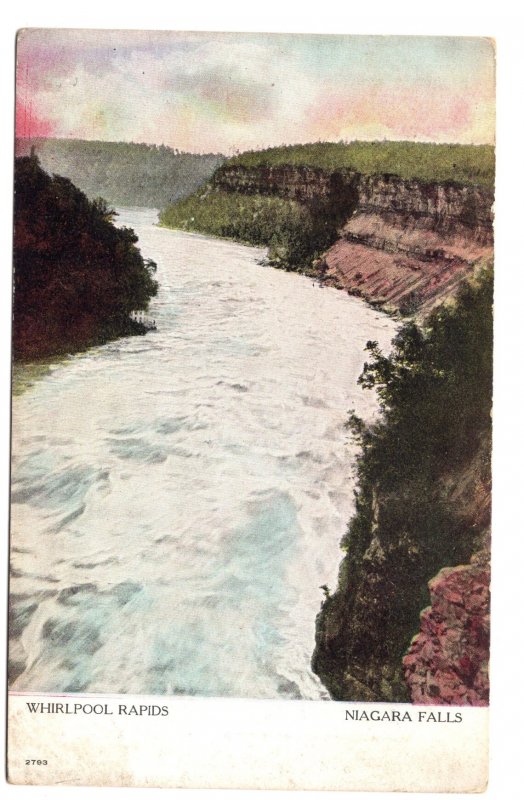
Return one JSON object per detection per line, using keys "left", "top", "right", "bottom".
{"left": 313, "top": 428, "right": 491, "bottom": 704}
{"left": 211, "top": 162, "right": 494, "bottom": 315}
{"left": 320, "top": 175, "right": 493, "bottom": 316}
{"left": 312, "top": 271, "right": 492, "bottom": 705}
{"left": 13, "top": 155, "right": 158, "bottom": 360}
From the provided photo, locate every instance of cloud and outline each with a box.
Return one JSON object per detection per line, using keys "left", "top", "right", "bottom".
{"left": 15, "top": 30, "right": 496, "bottom": 151}
{"left": 305, "top": 83, "right": 490, "bottom": 144}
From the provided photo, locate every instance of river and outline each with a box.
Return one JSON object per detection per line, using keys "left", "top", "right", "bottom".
{"left": 9, "top": 208, "right": 396, "bottom": 700}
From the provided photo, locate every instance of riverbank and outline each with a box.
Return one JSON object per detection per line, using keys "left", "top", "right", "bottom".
{"left": 13, "top": 315, "right": 151, "bottom": 363}
{"left": 160, "top": 141, "right": 494, "bottom": 316}
{"left": 13, "top": 155, "right": 158, "bottom": 362}
{"left": 10, "top": 210, "right": 397, "bottom": 698}
{"left": 159, "top": 141, "right": 493, "bottom": 704}
{"left": 312, "top": 267, "right": 492, "bottom": 703}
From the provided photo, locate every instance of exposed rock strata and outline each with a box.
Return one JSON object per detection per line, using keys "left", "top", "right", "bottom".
{"left": 213, "top": 164, "right": 494, "bottom": 315}
{"left": 320, "top": 213, "right": 493, "bottom": 315}
{"left": 212, "top": 164, "right": 359, "bottom": 203}
{"left": 215, "top": 161, "right": 493, "bottom": 703}
{"left": 212, "top": 165, "right": 494, "bottom": 234}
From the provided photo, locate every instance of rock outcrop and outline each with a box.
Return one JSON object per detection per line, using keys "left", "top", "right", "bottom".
{"left": 403, "top": 553, "right": 490, "bottom": 706}
{"left": 213, "top": 159, "right": 493, "bottom": 705}
{"left": 212, "top": 164, "right": 493, "bottom": 234}
{"left": 212, "top": 163, "right": 494, "bottom": 315}
{"left": 320, "top": 179, "right": 493, "bottom": 315}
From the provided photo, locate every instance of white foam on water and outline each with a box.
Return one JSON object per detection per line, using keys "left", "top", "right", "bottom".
{"left": 9, "top": 208, "right": 396, "bottom": 700}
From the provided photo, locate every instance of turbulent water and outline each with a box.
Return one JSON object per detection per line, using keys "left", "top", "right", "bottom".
{"left": 9, "top": 208, "right": 396, "bottom": 700}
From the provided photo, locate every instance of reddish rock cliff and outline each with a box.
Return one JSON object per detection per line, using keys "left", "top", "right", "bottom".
{"left": 212, "top": 163, "right": 494, "bottom": 315}
{"left": 320, "top": 174, "right": 493, "bottom": 314}
{"left": 403, "top": 555, "right": 490, "bottom": 706}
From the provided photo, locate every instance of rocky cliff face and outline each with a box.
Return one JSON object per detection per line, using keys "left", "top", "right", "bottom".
{"left": 212, "top": 165, "right": 493, "bottom": 232}
{"left": 403, "top": 552, "right": 490, "bottom": 706}
{"left": 312, "top": 418, "right": 491, "bottom": 704}
{"left": 213, "top": 163, "right": 359, "bottom": 203}
{"left": 213, "top": 164, "right": 494, "bottom": 315}
{"left": 214, "top": 162, "right": 493, "bottom": 705}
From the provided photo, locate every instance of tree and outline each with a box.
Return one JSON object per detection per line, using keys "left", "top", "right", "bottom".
{"left": 13, "top": 155, "right": 158, "bottom": 359}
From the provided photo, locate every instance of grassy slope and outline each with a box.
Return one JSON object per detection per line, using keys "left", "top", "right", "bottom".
{"left": 227, "top": 141, "right": 495, "bottom": 188}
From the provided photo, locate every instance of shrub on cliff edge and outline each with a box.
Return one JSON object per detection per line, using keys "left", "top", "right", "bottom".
{"left": 351, "top": 265, "right": 493, "bottom": 495}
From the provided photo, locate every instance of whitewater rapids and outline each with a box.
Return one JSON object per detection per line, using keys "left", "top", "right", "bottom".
{"left": 9, "top": 208, "right": 396, "bottom": 699}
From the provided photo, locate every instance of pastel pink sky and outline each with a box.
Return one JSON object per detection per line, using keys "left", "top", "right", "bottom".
{"left": 16, "top": 30, "right": 495, "bottom": 153}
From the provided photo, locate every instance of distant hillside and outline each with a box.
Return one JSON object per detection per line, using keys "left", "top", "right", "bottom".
{"left": 15, "top": 138, "right": 224, "bottom": 208}
{"left": 227, "top": 141, "right": 495, "bottom": 188}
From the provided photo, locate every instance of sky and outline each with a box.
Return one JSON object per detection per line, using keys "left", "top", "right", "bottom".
{"left": 15, "top": 29, "right": 495, "bottom": 154}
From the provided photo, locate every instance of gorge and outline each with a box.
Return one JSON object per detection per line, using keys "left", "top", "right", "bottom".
{"left": 11, "top": 140, "right": 493, "bottom": 705}
{"left": 160, "top": 142, "right": 493, "bottom": 705}
{"left": 209, "top": 158, "right": 494, "bottom": 316}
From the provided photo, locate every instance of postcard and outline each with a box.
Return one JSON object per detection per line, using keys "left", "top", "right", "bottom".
{"left": 7, "top": 29, "right": 494, "bottom": 790}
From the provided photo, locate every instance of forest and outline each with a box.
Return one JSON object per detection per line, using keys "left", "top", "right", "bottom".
{"left": 226, "top": 140, "right": 495, "bottom": 187}
{"left": 159, "top": 189, "right": 340, "bottom": 269}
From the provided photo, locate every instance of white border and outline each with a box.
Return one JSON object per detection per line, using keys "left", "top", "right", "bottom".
{"left": 2, "top": 2, "right": 524, "bottom": 797}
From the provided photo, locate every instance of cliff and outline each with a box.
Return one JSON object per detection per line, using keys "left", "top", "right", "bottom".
{"left": 313, "top": 427, "right": 491, "bottom": 704}
{"left": 403, "top": 550, "right": 490, "bottom": 705}
{"left": 311, "top": 270, "right": 492, "bottom": 704}
{"left": 212, "top": 163, "right": 494, "bottom": 315}
{"left": 163, "top": 147, "right": 493, "bottom": 704}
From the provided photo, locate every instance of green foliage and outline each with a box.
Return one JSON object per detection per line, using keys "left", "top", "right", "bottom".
{"left": 341, "top": 264, "right": 492, "bottom": 568}
{"left": 15, "top": 138, "right": 224, "bottom": 208}
{"left": 227, "top": 140, "right": 495, "bottom": 188}
{"left": 160, "top": 172, "right": 359, "bottom": 269}
{"left": 318, "top": 268, "right": 493, "bottom": 698}
{"left": 159, "top": 188, "right": 340, "bottom": 267}
{"left": 13, "top": 155, "right": 158, "bottom": 360}
{"left": 355, "top": 266, "right": 493, "bottom": 491}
